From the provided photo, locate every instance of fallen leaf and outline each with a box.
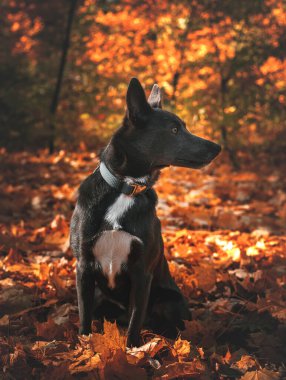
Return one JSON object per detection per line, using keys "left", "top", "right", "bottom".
{"left": 89, "top": 320, "right": 126, "bottom": 362}
{"left": 127, "top": 337, "right": 166, "bottom": 364}
{"left": 102, "top": 349, "right": 147, "bottom": 380}
{"left": 240, "top": 368, "right": 280, "bottom": 380}
{"left": 172, "top": 337, "right": 191, "bottom": 361}
{"left": 155, "top": 359, "right": 205, "bottom": 379}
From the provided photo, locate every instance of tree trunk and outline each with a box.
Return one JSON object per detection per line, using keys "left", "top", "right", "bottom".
{"left": 171, "top": 10, "right": 193, "bottom": 106}
{"left": 48, "top": 0, "right": 77, "bottom": 154}
{"left": 219, "top": 76, "right": 240, "bottom": 170}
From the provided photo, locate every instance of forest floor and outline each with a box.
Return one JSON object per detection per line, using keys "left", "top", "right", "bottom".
{"left": 0, "top": 148, "right": 286, "bottom": 379}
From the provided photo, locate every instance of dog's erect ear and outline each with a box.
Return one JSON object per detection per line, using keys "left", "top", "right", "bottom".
{"left": 148, "top": 84, "right": 162, "bottom": 109}
{"left": 126, "top": 78, "right": 152, "bottom": 123}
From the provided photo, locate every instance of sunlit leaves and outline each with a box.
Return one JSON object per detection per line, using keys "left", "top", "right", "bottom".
{"left": 1, "top": 150, "right": 286, "bottom": 377}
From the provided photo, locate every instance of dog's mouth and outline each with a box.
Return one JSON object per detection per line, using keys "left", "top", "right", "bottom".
{"left": 152, "top": 164, "right": 168, "bottom": 170}
{"left": 174, "top": 158, "right": 212, "bottom": 169}
{"left": 153, "top": 158, "right": 213, "bottom": 170}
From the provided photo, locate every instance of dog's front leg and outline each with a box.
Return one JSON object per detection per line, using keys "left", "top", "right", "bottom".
{"left": 127, "top": 261, "right": 152, "bottom": 347}
{"left": 76, "top": 260, "right": 95, "bottom": 335}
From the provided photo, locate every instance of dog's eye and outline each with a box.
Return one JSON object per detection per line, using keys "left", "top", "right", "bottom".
{"left": 171, "top": 127, "right": 178, "bottom": 134}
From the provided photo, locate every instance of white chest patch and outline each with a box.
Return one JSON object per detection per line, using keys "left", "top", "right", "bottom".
{"left": 93, "top": 230, "right": 142, "bottom": 288}
{"left": 104, "top": 194, "right": 135, "bottom": 228}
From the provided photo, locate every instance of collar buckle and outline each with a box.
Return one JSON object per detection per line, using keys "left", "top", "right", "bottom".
{"left": 129, "top": 183, "right": 147, "bottom": 196}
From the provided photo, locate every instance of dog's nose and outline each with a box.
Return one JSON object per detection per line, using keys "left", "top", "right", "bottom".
{"left": 206, "top": 142, "right": 221, "bottom": 161}
{"left": 214, "top": 143, "right": 222, "bottom": 156}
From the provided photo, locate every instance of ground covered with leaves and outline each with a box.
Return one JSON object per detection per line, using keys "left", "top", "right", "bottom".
{"left": 0, "top": 149, "right": 286, "bottom": 379}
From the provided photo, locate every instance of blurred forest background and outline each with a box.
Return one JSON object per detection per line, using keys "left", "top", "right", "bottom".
{"left": 1, "top": 0, "right": 286, "bottom": 160}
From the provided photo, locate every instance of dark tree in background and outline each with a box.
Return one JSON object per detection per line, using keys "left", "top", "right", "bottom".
{"left": 48, "top": 0, "right": 77, "bottom": 153}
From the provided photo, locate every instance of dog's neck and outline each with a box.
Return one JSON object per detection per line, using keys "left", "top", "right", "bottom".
{"left": 100, "top": 159, "right": 159, "bottom": 194}
{"left": 101, "top": 141, "right": 160, "bottom": 183}
{"left": 99, "top": 158, "right": 159, "bottom": 197}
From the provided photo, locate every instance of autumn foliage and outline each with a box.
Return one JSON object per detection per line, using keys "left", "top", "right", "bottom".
{"left": 1, "top": 0, "right": 286, "bottom": 153}
{"left": 1, "top": 149, "right": 286, "bottom": 379}
{"left": 1, "top": 0, "right": 286, "bottom": 379}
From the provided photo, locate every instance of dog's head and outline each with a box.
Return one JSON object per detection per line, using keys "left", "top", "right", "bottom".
{"left": 109, "top": 78, "right": 221, "bottom": 175}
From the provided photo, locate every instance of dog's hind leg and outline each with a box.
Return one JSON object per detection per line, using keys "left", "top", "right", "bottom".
{"left": 149, "top": 248, "right": 191, "bottom": 337}
{"left": 76, "top": 260, "right": 96, "bottom": 335}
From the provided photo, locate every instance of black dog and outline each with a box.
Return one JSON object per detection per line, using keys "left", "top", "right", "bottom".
{"left": 70, "top": 78, "right": 221, "bottom": 347}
